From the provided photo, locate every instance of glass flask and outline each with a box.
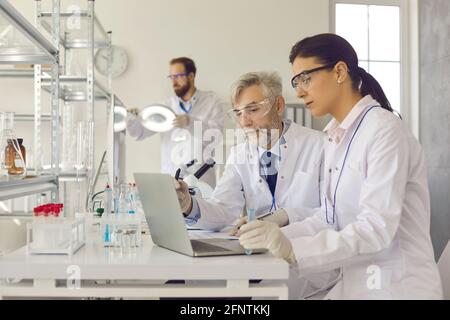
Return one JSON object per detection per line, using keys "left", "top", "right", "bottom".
{"left": 0, "top": 112, "right": 27, "bottom": 180}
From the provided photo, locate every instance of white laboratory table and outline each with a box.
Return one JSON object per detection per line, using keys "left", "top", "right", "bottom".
{"left": 0, "top": 229, "right": 289, "bottom": 299}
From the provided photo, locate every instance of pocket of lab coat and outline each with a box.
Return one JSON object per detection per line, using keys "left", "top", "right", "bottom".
{"left": 343, "top": 160, "right": 364, "bottom": 187}
{"left": 346, "top": 159, "right": 368, "bottom": 179}
{"left": 346, "top": 160, "right": 361, "bottom": 174}
{"left": 293, "top": 170, "right": 316, "bottom": 187}
{"left": 291, "top": 170, "right": 320, "bottom": 207}
{"left": 336, "top": 161, "right": 364, "bottom": 213}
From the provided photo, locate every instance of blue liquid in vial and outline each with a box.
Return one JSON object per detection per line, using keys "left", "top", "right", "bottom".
{"left": 245, "top": 208, "right": 256, "bottom": 255}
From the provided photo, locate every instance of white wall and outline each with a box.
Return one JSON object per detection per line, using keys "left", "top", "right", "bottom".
{"left": 1, "top": 0, "right": 330, "bottom": 182}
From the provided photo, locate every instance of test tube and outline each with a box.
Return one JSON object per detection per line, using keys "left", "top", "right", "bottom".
{"left": 245, "top": 208, "right": 256, "bottom": 255}
{"left": 104, "top": 224, "right": 110, "bottom": 247}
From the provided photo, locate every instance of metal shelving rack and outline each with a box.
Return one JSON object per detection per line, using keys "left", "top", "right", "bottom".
{"left": 36, "top": 0, "right": 125, "bottom": 213}
{"left": 35, "top": 0, "right": 112, "bottom": 189}
{"left": 1, "top": 0, "right": 125, "bottom": 213}
{"left": 0, "top": 0, "right": 60, "bottom": 202}
{"left": 0, "top": 0, "right": 57, "bottom": 64}
{"left": 0, "top": 175, "right": 58, "bottom": 201}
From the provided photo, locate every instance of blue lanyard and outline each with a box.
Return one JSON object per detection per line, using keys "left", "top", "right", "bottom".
{"left": 325, "top": 106, "right": 380, "bottom": 225}
{"left": 270, "top": 194, "right": 277, "bottom": 212}
{"left": 179, "top": 101, "right": 193, "bottom": 114}
{"left": 264, "top": 173, "right": 278, "bottom": 212}
{"left": 260, "top": 143, "right": 282, "bottom": 212}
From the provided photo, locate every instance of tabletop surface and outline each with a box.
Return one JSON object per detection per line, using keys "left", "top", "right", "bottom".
{"left": 0, "top": 230, "right": 289, "bottom": 281}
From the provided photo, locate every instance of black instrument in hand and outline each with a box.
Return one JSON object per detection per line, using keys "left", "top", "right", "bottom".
{"left": 193, "top": 158, "right": 216, "bottom": 179}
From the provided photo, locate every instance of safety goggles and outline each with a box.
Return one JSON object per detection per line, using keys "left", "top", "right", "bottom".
{"left": 227, "top": 97, "right": 274, "bottom": 122}
{"left": 167, "top": 73, "right": 189, "bottom": 81}
{"left": 291, "top": 62, "right": 337, "bottom": 91}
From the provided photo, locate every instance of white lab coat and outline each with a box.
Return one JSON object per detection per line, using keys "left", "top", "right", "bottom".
{"left": 127, "top": 90, "right": 224, "bottom": 187}
{"left": 193, "top": 120, "right": 325, "bottom": 231}
{"left": 192, "top": 120, "right": 340, "bottom": 299}
{"left": 282, "top": 96, "right": 443, "bottom": 300}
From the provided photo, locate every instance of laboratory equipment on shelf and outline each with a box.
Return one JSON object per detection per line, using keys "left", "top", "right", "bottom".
{"left": 5, "top": 138, "right": 26, "bottom": 175}
{"left": 0, "top": 112, "right": 26, "bottom": 180}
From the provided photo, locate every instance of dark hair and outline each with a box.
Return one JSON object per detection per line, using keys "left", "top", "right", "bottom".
{"left": 289, "top": 33, "right": 393, "bottom": 113}
{"left": 170, "top": 57, "right": 197, "bottom": 76}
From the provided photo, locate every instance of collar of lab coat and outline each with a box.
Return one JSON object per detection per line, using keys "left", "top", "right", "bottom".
{"left": 256, "top": 120, "right": 289, "bottom": 160}
{"left": 176, "top": 88, "right": 199, "bottom": 108}
{"left": 248, "top": 120, "right": 292, "bottom": 183}
{"left": 323, "top": 95, "right": 379, "bottom": 141}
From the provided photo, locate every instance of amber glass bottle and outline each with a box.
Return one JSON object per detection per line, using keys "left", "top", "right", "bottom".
{"left": 5, "top": 138, "right": 26, "bottom": 175}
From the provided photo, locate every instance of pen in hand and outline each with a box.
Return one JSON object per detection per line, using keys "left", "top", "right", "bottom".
{"left": 230, "top": 211, "right": 273, "bottom": 236}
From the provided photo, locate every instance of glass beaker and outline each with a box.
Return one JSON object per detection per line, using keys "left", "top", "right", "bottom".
{"left": 0, "top": 112, "right": 27, "bottom": 180}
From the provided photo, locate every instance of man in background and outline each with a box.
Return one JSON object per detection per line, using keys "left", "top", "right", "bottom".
{"left": 127, "top": 57, "right": 224, "bottom": 187}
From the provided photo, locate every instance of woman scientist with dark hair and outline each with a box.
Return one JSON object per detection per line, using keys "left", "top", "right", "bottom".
{"left": 238, "top": 33, "right": 443, "bottom": 299}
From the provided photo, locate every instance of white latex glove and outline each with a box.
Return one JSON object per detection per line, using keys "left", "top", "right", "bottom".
{"left": 173, "top": 114, "right": 190, "bottom": 128}
{"left": 262, "top": 209, "right": 289, "bottom": 226}
{"left": 229, "top": 208, "right": 289, "bottom": 236}
{"left": 174, "top": 179, "right": 193, "bottom": 215}
{"left": 238, "top": 220, "right": 296, "bottom": 264}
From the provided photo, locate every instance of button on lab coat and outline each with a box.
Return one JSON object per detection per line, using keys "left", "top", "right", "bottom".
{"left": 127, "top": 90, "right": 224, "bottom": 187}
{"left": 282, "top": 97, "right": 443, "bottom": 299}
{"left": 193, "top": 121, "right": 325, "bottom": 231}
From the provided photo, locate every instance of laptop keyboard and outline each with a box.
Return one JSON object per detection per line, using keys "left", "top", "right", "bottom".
{"left": 191, "top": 240, "right": 232, "bottom": 253}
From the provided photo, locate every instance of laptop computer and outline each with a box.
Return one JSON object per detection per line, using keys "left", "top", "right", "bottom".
{"left": 134, "top": 173, "right": 264, "bottom": 257}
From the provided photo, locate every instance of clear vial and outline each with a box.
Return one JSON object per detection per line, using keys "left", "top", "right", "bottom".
{"left": 118, "top": 184, "right": 129, "bottom": 215}
{"left": 245, "top": 208, "right": 256, "bottom": 255}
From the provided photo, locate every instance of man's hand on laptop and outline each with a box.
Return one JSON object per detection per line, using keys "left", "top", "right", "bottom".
{"left": 174, "top": 178, "right": 193, "bottom": 216}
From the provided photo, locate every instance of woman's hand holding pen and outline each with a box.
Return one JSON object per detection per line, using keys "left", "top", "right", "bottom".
{"left": 229, "top": 208, "right": 290, "bottom": 236}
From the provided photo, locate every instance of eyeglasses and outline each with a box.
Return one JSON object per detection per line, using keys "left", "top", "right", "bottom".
{"left": 291, "top": 62, "right": 337, "bottom": 91}
{"left": 227, "top": 97, "right": 274, "bottom": 122}
{"left": 167, "top": 73, "right": 189, "bottom": 81}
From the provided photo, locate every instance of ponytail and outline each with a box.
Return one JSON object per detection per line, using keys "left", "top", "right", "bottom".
{"left": 357, "top": 67, "right": 393, "bottom": 113}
